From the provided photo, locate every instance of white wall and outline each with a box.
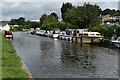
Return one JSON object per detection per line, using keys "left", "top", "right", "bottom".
{"left": 0, "top": 24, "right": 10, "bottom": 31}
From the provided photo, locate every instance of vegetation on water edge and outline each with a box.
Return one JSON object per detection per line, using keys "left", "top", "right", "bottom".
{"left": 1, "top": 34, "right": 29, "bottom": 79}
{"left": 90, "top": 25, "right": 120, "bottom": 39}
{"left": 41, "top": 22, "right": 78, "bottom": 31}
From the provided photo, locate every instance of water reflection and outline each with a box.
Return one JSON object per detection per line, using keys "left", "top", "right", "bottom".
{"left": 12, "top": 32, "right": 118, "bottom": 78}
{"left": 61, "top": 42, "right": 97, "bottom": 73}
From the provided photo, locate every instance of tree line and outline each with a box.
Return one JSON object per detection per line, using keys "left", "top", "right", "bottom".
{"left": 9, "top": 2, "right": 119, "bottom": 31}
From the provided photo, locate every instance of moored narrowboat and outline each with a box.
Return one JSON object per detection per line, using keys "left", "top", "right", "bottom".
{"left": 72, "top": 29, "right": 104, "bottom": 44}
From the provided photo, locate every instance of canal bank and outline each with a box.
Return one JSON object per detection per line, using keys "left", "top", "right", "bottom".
{"left": 12, "top": 32, "right": 119, "bottom": 78}
{"left": 1, "top": 34, "right": 30, "bottom": 79}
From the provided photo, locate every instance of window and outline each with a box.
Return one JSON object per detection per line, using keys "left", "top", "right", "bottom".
{"left": 77, "top": 31, "right": 79, "bottom": 33}
{"left": 90, "top": 34, "right": 95, "bottom": 36}
{"left": 79, "top": 34, "right": 83, "bottom": 37}
{"left": 84, "top": 34, "right": 88, "bottom": 36}
{"left": 5, "top": 33, "right": 12, "bottom": 35}
{"left": 96, "top": 34, "right": 100, "bottom": 36}
{"left": 117, "top": 38, "right": 120, "bottom": 41}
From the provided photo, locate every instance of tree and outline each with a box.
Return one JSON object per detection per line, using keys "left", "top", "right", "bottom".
{"left": 63, "top": 3, "right": 100, "bottom": 28}
{"left": 41, "top": 22, "right": 76, "bottom": 30}
{"left": 17, "top": 17, "right": 25, "bottom": 25}
{"left": 31, "top": 22, "right": 40, "bottom": 28}
{"left": 50, "top": 12, "right": 58, "bottom": 21}
{"left": 40, "top": 14, "right": 58, "bottom": 26}
{"left": 61, "top": 3, "right": 73, "bottom": 21}
{"left": 40, "top": 14, "right": 47, "bottom": 26}
{"left": 43, "top": 15, "right": 57, "bottom": 24}
{"left": 9, "top": 19, "right": 18, "bottom": 25}
{"left": 102, "top": 9, "right": 116, "bottom": 15}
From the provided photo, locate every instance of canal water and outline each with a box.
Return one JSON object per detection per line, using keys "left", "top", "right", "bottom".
{"left": 12, "top": 32, "right": 119, "bottom": 78}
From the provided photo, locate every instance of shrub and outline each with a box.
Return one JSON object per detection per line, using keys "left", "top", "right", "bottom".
{"left": 41, "top": 22, "right": 77, "bottom": 31}
{"left": 91, "top": 24, "right": 120, "bottom": 39}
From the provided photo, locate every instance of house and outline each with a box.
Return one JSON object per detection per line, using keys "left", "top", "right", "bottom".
{"left": 111, "top": 11, "right": 120, "bottom": 22}
{"left": 0, "top": 23, "right": 10, "bottom": 31}
{"left": 99, "top": 14, "right": 112, "bottom": 24}
{"left": 9, "top": 25, "right": 19, "bottom": 28}
{"left": 104, "top": 19, "right": 115, "bottom": 25}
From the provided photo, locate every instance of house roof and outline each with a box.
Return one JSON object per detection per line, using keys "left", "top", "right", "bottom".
{"left": 112, "top": 12, "right": 120, "bottom": 16}
{"left": 99, "top": 14, "right": 111, "bottom": 19}
{"left": 104, "top": 19, "right": 115, "bottom": 23}
{"left": 0, "top": 23, "right": 7, "bottom": 26}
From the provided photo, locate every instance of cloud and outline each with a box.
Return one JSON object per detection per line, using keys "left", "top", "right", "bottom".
{"left": 1, "top": 2, "right": 119, "bottom": 21}
{"left": 1, "top": 0, "right": 120, "bottom": 2}
{"left": 11, "top": 2, "right": 20, "bottom": 8}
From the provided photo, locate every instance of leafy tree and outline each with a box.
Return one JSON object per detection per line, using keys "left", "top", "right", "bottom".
{"left": 9, "top": 19, "right": 18, "bottom": 25}
{"left": 41, "top": 22, "right": 76, "bottom": 30}
{"left": 63, "top": 3, "right": 100, "bottom": 28}
{"left": 94, "top": 4, "right": 102, "bottom": 14}
{"left": 31, "top": 22, "right": 40, "bottom": 28}
{"left": 40, "top": 14, "right": 58, "bottom": 26}
{"left": 91, "top": 25, "right": 120, "bottom": 39}
{"left": 50, "top": 12, "right": 58, "bottom": 21}
{"left": 17, "top": 17, "right": 25, "bottom": 25}
{"left": 40, "top": 14, "right": 47, "bottom": 26}
{"left": 61, "top": 3, "right": 73, "bottom": 21}
{"left": 102, "top": 9, "right": 116, "bottom": 15}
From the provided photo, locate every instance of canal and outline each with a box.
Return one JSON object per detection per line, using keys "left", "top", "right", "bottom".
{"left": 12, "top": 32, "right": 119, "bottom": 78}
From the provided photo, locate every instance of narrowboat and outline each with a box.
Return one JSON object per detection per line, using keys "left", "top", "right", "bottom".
{"left": 72, "top": 29, "right": 104, "bottom": 44}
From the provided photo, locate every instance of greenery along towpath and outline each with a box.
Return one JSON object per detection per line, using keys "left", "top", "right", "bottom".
{"left": 1, "top": 33, "right": 29, "bottom": 80}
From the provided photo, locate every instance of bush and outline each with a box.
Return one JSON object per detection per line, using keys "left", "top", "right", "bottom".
{"left": 10, "top": 27, "right": 21, "bottom": 32}
{"left": 41, "top": 22, "right": 77, "bottom": 31}
{"left": 90, "top": 24, "right": 106, "bottom": 34}
{"left": 91, "top": 24, "right": 120, "bottom": 39}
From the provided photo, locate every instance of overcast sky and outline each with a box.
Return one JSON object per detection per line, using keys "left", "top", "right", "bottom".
{"left": 0, "top": 0, "right": 120, "bottom": 21}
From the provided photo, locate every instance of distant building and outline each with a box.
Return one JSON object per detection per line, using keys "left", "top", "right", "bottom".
{"left": 9, "top": 25, "right": 19, "bottom": 28}
{"left": 0, "top": 23, "right": 10, "bottom": 31}
{"left": 99, "top": 14, "right": 112, "bottom": 24}
{"left": 104, "top": 19, "right": 115, "bottom": 25}
{"left": 111, "top": 12, "right": 120, "bottom": 22}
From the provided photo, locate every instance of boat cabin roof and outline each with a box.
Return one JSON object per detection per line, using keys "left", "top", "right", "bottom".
{"left": 66, "top": 29, "right": 75, "bottom": 31}
{"left": 79, "top": 32, "right": 100, "bottom": 34}
{"left": 117, "top": 37, "right": 120, "bottom": 41}
{"left": 75, "top": 29, "right": 89, "bottom": 32}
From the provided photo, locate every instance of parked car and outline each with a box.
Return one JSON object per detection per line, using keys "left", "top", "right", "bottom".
{"left": 3, "top": 31, "right": 13, "bottom": 39}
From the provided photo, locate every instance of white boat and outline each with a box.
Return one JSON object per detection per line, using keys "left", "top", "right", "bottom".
{"left": 36, "top": 30, "right": 45, "bottom": 36}
{"left": 112, "top": 37, "right": 120, "bottom": 48}
{"left": 36, "top": 30, "right": 41, "bottom": 35}
{"left": 58, "top": 31, "right": 66, "bottom": 39}
{"left": 51, "top": 28, "right": 60, "bottom": 38}
{"left": 44, "top": 30, "right": 50, "bottom": 37}
{"left": 63, "top": 29, "right": 75, "bottom": 41}
{"left": 28, "top": 28, "right": 34, "bottom": 34}
{"left": 48, "top": 31, "right": 53, "bottom": 37}
{"left": 72, "top": 29, "right": 104, "bottom": 44}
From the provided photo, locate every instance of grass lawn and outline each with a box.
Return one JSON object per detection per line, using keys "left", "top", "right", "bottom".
{"left": 1, "top": 33, "right": 29, "bottom": 79}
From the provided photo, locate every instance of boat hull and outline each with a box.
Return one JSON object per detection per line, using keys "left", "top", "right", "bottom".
{"left": 73, "top": 36, "right": 103, "bottom": 44}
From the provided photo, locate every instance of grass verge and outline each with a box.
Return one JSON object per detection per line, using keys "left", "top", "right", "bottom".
{"left": 1, "top": 33, "right": 29, "bottom": 79}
